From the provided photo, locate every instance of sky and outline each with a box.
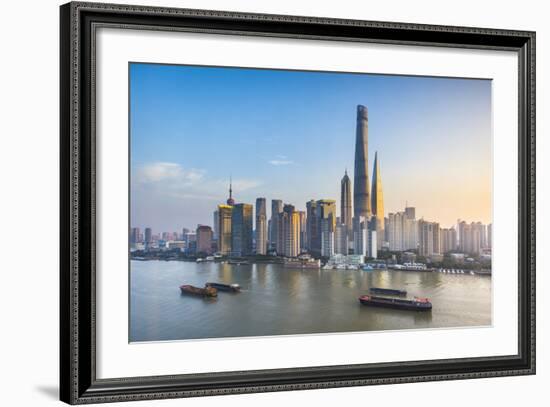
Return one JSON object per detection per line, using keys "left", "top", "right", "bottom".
{"left": 130, "top": 62, "right": 492, "bottom": 233}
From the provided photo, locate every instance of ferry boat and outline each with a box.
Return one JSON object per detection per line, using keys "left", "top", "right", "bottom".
{"left": 283, "top": 257, "right": 321, "bottom": 269}
{"left": 369, "top": 287, "right": 407, "bottom": 296}
{"left": 179, "top": 284, "right": 218, "bottom": 297}
{"left": 205, "top": 282, "right": 241, "bottom": 292}
{"left": 359, "top": 295, "right": 432, "bottom": 311}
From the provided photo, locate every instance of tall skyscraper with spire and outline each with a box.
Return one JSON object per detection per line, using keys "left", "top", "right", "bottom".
{"left": 353, "top": 105, "right": 371, "bottom": 219}
{"left": 371, "top": 151, "right": 385, "bottom": 247}
{"left": 340, "top": 170, "right": 352, "bottom": 253}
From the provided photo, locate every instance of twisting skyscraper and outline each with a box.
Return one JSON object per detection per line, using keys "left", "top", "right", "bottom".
{"left": 353, "top": 105, "right": 371, "bottom": 219}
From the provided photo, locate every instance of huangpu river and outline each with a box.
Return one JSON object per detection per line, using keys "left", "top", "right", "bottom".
{"left": 130, "top": 260, "right": 491, "bottom": 342}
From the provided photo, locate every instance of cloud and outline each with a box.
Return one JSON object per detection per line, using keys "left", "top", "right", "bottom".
{"left": 268, "top": 159, "right": 293, "bottom": 166}
{"left": 135, "top": 162, "right": 204, "bottom": 184}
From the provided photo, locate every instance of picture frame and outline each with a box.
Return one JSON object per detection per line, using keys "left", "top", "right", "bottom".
{"left": 60, "top": 1, "right": 536, "bottom": 404}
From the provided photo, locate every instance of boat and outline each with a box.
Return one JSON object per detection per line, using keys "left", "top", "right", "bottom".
{"left": 283, "top": 257, "right": 321, "bottom": 269}
{"left": 359, "top": 295, "right": 432, "bottom": 311}
{"left": 179, "top": 284, "right": 218, "bottom": 297}
{"left": 369, "top": 287, "right": 407, "bottom": 296}
{"left": 228, "top": 260, "right": 250, "bottom": 265}
{"left": 205, "top": 282, "right": 241, "bottom": 292}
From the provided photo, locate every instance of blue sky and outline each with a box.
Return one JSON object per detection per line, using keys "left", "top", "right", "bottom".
{"left": 130, "top": 63, "right": 492, "bottom": 233}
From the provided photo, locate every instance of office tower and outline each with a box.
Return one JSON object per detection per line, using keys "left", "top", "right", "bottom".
{"left": 298, "top": 211, "right": 307, "bottom": 251}
{"left": 335, "top": 218, "right": 346, "bottom": 255}
{"left": 353, "top": 217, "right": 377, "bottom": 258}
{"left": 130, "top": 227, "right": 140, "bottom": 245}
{"left": 276, "top": 204, "right": 301, "bottom": 257}
{"left": 353, "top": 105, "right": 371, "bottom": 219}
{"left": 371, "top": 151, "right": 385, "bottom": 248}
{"left": 441, "top": 227, "right": 457, "bottom": 254}
{"left": 404, "top": 206, "right": 416, "bottom": 220}
{"left": 144, "top": 227, "right": 152, "bottom": 244}
{"left": 418, "top": 220, "right": 440, "bottom": 256}
{"left": 255, "top": 198, "right": 267, "bottom": 255}
{"left": 317, "top": 199, "right": 336, "bottom": 257}
{"left": 231, "top": 203, "right": 253, "bottom": 256}
{"left": 340, "top": 170, "right": 352, "bottom": 252}
{"left": 196, "top": 225, "right": 213, "bottom": 254}
{"left": 213, "top": 210, "right": 219, "bottom": 240}
{"left": 270, "top": 199, "right": 283, "bottom": 250}
{"left": 217, "top": 204, "right": 233, "bottom": 255}
{"left": 487, "top": 223, "right": 492, "bottom": 248}
{"left": 306, "top": 200, "right": 318, "bottom": 253}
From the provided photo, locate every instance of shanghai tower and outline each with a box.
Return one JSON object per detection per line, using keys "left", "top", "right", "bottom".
{"left": 353, "top": 105, "right": 371, "bottom": 219}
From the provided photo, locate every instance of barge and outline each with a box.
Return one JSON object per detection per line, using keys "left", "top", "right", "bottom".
{"left": 179, "top": 284, "right": 218, "bottom": 297}
{"left": 359, "top": 295, "right": 432, "bottom": 311}
{"left": 205, "top": 282, "right": 241, "bottom": 292}
{"left": 369, "top": 287, "right": 407, "bottom": 296}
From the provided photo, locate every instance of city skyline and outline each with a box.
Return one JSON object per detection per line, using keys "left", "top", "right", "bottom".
{"left": 130, "top": 63, "right": 492, "bottom": 232}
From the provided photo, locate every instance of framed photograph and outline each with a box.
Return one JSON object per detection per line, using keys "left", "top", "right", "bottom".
{"left": 60, "top": 1, "right": 535, "bottom": 404}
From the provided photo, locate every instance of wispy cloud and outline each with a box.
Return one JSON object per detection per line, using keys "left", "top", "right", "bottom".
{"left": 135, "top": 162, "right": 204, "bottom": 184}
{"left": 268, "top": 157, "right": 293, "bottom": 166}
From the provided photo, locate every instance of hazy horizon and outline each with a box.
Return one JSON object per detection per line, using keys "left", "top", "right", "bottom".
{"left": 130, "top": 63, "right": 492, "bottom": 233}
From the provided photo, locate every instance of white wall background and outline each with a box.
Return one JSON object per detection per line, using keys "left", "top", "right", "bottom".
{"left": 0, "top": 0, "right": 546, "bottom": 406}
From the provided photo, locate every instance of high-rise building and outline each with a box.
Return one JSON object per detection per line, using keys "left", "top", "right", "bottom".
{"left": 418, "top": 220, "right": 440, "bottom": 256}
{"left": 353, "top": 105, "right": 371, "bottom": 220}
{"left": 440, "top": 227, "right": 457, "bottom": 254}
{"left": 353, "top": 217, "right": 377, "bottom": 258}
{"left": 213, "top": 210, "right": 219, "bottom": 240}
{"left": 144, "top": 227, "right": 152, "bottom": 244}
{"left": 371, "top": 151, "right": 385, "bottom": 248}
{"left": 340, "top": 170, "right": 352, "bottom": 252}
{"left": 217, "top": 204, "right": 233, "bottom": 255}
{"left": 270, "top": 199, "right": 283, "bottom": 250}
{"left": 403, "top": 208, "right": 418, "bottom": 251}
{"left": 196, "top": 225, "right": 213, "bottom": 254}
{"left": 255, "top": 198, "right": 267, "bottom": 255}
{"left": 231, "top": 203, "right": 253, "bottom": 256}
{"left": 130, "top": 227, "right": 140, "bottom": 245}
{"left": 317, "top": 199, "right": 336, "bottom": 257}
{"left": 226, "top": 177, "right": 235, "bottom": 206}
{"left": 276, "top": 204, "right": 301, "bottom": 257}
{"left": 458, "top": 221, "right": 484, "bottom": 255}
{"left": 388, "top": 212, "right": 404, "bottom": 251}
{"left": 297, "top": 211, "right": 307, "bottom": 251}
{"left": 305, "top": 200, "right": 318, "bottom": 253}
{"left": 487, "top": 223, "right": 492, "bottom": 248}
{"left": 335, "top": 218, "right": 347, "bottom": 255}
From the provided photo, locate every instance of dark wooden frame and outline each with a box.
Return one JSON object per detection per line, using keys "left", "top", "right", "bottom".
{"left": 60, "top": 1, "right": 536, "bottom": 404}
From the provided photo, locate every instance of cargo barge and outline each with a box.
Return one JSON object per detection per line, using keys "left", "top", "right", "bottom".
{"left": 359, "top": 295, "right": 432, "bottom": 311}
{"left": 206, "top": 282, "right": 241, "bottom": 292}
{"left": 369, "top": 287, "right": 407, "bottom": 296}
{"left": 179, "top": 284, "right": 218, "bottom": 297}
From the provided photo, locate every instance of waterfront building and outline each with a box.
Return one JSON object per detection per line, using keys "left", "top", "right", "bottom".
{"left": 317, "top": 199, "right": 336, "bottom": 257}
{"left": 196, "top": 225, "right": 213, "bottom": 254}
{"left": 298, "top": 211, "right": 307, "bottom": 251}
{"left": 353, "top": 104, "right": 371, "bottom": 219}
{"left": 144, "top": 227, "right": 152, "bottom": 244}
{"left": 340, "top": 170, "right": 352, "bottom": 252}
{"left": 213, "top": 210, "right": 219, "bottom": 240}
{"left": 305, "top": 200, "right": 319, "bottom": 253}
{"left": 418, "top": 219, "right": 440, "bottom": 257}
{"left": 487, "top": 223, "right": 492, "bottom": 248}
{"left": 388, "top": 212, "right": 404, "bottom": 251}
{"left": 270, "top": 199, "right": 283, "bottom": 250}
{"left": 353, "top": 216, "right": 377, "bottom": 258}
{"left": 217, "top": 204, "right": 233, "bottom": 255}
{"left": 130, "top": 227, "right": 140, "bottom": 245}
{"left": 458, "top": 220, "right": 484, "bottom": 255}
{"left": 371, "top": 151, "right": 385, "bottom": 248}
{"left": 231, "top": 203, "right": 253, "bottom": 256}
{"left": 255, "top": 197, "right": 267, "bottom": 255}
{"left": 276, "top": 204, "right": 301, "bottom": 257}
{"left": 335, "top": 219, "right": 347, "bottom": 255}
{"left": 440, "top": 227, "right": 457, "bottom": 254}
